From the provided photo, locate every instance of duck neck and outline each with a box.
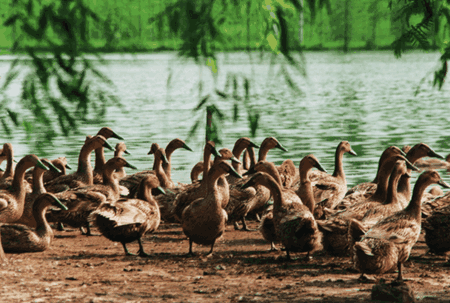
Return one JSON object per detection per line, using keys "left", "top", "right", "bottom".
{"left": 102, "top": 166, "right": 120, "bottom": 196}
{"left": 332, "top": 146, "right": 345, "bottom": 180}
{"left": 201, "top": 146, "right": 213, "bottom": 185}
{"left": 32, "top": 167, "right": 47, "bottom": 195}
{"left": 93, "top": 147, "right": 106, "bottom": 173}
{"left": 136, "top": 183, "right": 156, "bottom": 207}
{"left": 384, "top": 169, "right": 402, "bottom": 206}
{"left": 247, "top": 147, "right": 257, "bottom": 169}
{"left": 2, "top": 147, "right": 14, "bottom": 180}
{"left": 163, "top": 142, "right": 178, "bottom": 180}
{"left": 398, "top": 150, "right": 421, "bottom": 201}
{"left": 11, "top": 159, "right": 35, "bottom": 203}
{"left": 258, "top": 145, "right": 270, "bottom": 162}
{"left": 33, "top": 200, "right": 54, "bottom": 239}
{"left": 371, "top": 161, "right": 395, "bottom": 201}
{"left": 297, "top": 163, "right": 315, "bottom": 212}
{"left": 77, "top": 143, "right": 95, "bottom": 185}
{"left": 264, "top": 177, "right": 286, "bottom": 212}
{"left": 231, "top": 142, "right": 247, "bottom": 174}
{"left": 404, "top": 178, "right": 430, "bottom": 221}
{"left": 263, "top": 164, "right": 284, "bottom": 187}
{"left": 205, "top": 166, "right": 225, "bottom": 204}
{"left": 154, "top": 156, "right": 171, "bottom": 188}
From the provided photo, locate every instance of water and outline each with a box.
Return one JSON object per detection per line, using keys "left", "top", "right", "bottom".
{"left": 0, "top": 50, "right": 449, "bottom": 191}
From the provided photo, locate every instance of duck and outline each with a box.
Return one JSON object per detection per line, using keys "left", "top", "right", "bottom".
{"left": 25, "top": 157, "right": 71, "bottom": 184}
{"left": 92, "top": 127, "right": 125, "bottom": 184}
{"left": 252, "top": 155, "right": 327, "bottom": 251}
{"left": 241, "top": 171, "right": 323, "bottom": 260}
{"left": 120, "top": 143, "right": 171, "bottom": 195}
{"left": 15, "top": 159, "right": 61, "bottom": 228}
{"left": 90, "top": 174, "right": 163, "bottom": 256}
{"left": 352, "top": 170, "right": 450, "bottom": 282}
{"left": 414, "top": 153, "right": 450, "bottom": 170}
{"left": 0, "top": 155, "right": 49, "bottom": 223}
{"left": 162, "top": 138, "right": 193, "bottom": 182}
{"left": 340, "top": 146, "right": 406, "bottom": 209}
{"left": 0, "top": 143, "right": 32, "bottom": 193}
{"left": 1, "top": 193, "right": 67, "bottom": 253}
{"left": 317, "top": 154, "right": 417, "bottom": 256}
{"left": 172, "top": 142, "right": 221, "bottom": 222}
{"left": 225, "top": 137, "right": 260, "bottom": 184}
{"left": 0, "top": 143, "right": 15, "bottom": 184}
{"left": 112, "top": 142, "right": 130, "bottom": 180}
{"left": 230, "top": 160, "right": 301, "bottom": 233}
{"left": 45, "top": 135, "right": 114, "bottom": 192}
{"left": 47, "top": 157, "right": 137, "bottom": 235}
{"left": 182, "top": 161, "right": 242, "bottom": 257}
{"left": 348, "top": 160, "right": 411, "bottom": 246}
{"left": 0, "top": 147, "right": 8, "bottom": 179}
{"left": 305, "top": 141, "right": 357, "bottom": 218}
{"left": 423, "top": 203, "right": 450, "bottom": 264}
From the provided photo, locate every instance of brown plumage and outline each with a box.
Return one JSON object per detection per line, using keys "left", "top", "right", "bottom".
{"left": 112, "top": 142, "right": 130, "bottom": 180}
{"left": 15, "top": 159, "right": 60, "bottom": 228}
{"left": 257, "top": 155, "right": 327, "bottom": 251}
{"left": 0, "top": 155, "right": 49, "bottom": 223}
{"left": 163, "top": 138, "right": 192, "bottom": 182}
{"left": 299, "top": 141, "right": 357, "bottom": 219}
{"left": 348, "top": 160, "right": 410, "bottom": 247}
{"left": 225, "top": 137, "right": 260, "bottom": 184}
{"left": 90, "top": 175, "right": 163, "bottom": 256}
{"left": 1, "top": 193, "right": 67, "bottom": 253}
{"left": 182, "top": 161, "right": 242, "bottom": 256}
{"left": 352, "top": 170, "right": 450, "bottom": 282}
{"left": 340, "top": 146, "right": 406, "bottom": 209}
{"left": 0, "top": 143, "right": 32, "bottom": 193}
{"left": 45, "top": 135, "right": 114, "bottom": 191}
{"left": 242, "top": 171, "right": 323, "bottom": 260}
{"left": 92, "top": 127, "right": 124, "bottom": 184}
{"left": 317, "top": 154, "right": 416, "bottom": 256}
{"left": 47, "top": 157, "right": 136, "bottom": 235}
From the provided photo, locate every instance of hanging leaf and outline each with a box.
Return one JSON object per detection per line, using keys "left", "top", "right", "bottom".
{"left": 194, "top": 95, "right": 210, "bottom": 111}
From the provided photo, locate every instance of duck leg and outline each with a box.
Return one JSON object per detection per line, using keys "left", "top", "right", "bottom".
{"left": 269, "top": 242, "right": 278, "bottom": 251}
{"left": 285, "top": 249, "right": 292, "bottom": 261}
{"left": 205, "top": 240, "right": 216, "bottom": 258}
{"left": 184, "top": 239, "right": 196, "bottom": 257}
{"left": 122, "top": 242, "right": 136, "bottom": 256}
{"left": 241, "top": 217, "right": 258, "bottom": 231}
{"left": 233, "top": 221, "right": 241, "bottom": 230}
{"left": 396, "top": 262, "right": 404, "bottom": 282}
{"left": 137, "top": 238, "right": 150, "bottom": 257}
{"left": 57, "top": 222, "right": 65, "bottom": 231}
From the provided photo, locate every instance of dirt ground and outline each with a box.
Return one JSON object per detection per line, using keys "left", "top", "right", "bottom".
{"left": 1, "top": 220, "right": 450, "bottom": 303}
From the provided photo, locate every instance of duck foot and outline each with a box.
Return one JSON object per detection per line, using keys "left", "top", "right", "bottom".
{"left": 137, "top": 238, "right": 151, "bottom": 257}
{"left": 233, "top": 221, "right": 241, "bottom": 230}
{"left": 240, "top": 218, "right": 258, "bottom": 232}
{"left": 268, "top": 242, "right": 279, "bottom": 251}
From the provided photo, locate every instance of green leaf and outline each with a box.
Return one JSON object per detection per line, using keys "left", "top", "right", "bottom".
{"left": 3, "top": 14, "right": 20, "bottom": 27}
{"left": 1, "top": 117, "right": 12, "bottom": 136}
{"left": 233, "top": 103, "right": 239, "bottom": 122}
{"left": 6, "top": 109, "right": 19, "bottom": 126}
{"left": 194, "top": 95, "right": 210, "bottom": 111}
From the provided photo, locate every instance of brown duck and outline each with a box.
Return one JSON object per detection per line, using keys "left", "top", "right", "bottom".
{"left": 90, "top": 174, "right": 163, "bottom": 256}
{"left": 182, "top": 161, "right": 242, "bottom": 257}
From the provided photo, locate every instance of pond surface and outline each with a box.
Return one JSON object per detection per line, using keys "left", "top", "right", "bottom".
{"left": 0, "top": 51, "right": 449, "bottom": 190}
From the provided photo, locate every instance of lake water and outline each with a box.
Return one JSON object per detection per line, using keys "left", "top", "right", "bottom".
{"left": 0, "top": 51, "right": 449, "bottom": 190}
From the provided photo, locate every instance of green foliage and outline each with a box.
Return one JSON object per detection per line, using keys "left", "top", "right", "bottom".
{"left": 1, "top": 0, "right": 120, "bottom": 143}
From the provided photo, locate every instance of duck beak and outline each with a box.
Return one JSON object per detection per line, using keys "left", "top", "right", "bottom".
{"left": 438, "top": 179, "right": 450, "bottom": 189}
{"left": 156, "top": 186, "right": 166, "bottom": 195}
{"left": 230, "top": 155, "right": 241, "bottom": 164}
{"left": 103, "top": 140, "right": 115, "bottom": 151}
{"left": 0, "top": 168, "right": 3, "bottom": 172}
{"left": 229, "top": 166, "right": 243, "bottom": 179}
{"left": 125, "top": 162, "right": 137, "bottom": 170}
{"left": 399, "top": 149, "right": 407, "bottom": 157}
{"left": 349, "top": 149, "right": 357, "bottom": 156}
{"left": 276, "top": 143, "right": 288, "bottom": 152}
{"left": 404, "top": 158, "right": 420, "bottom": 172}
{"left": 162, "top": 154, "right": 169, "bottom": 164}
{"left": 428, "top": 149, "right": 444, "bottom": 159}
{"left": 314, "top": 161, "right": 327, "bottom": 173}
{"left": 53, "top": 196, "right": 68, "bottom": 211}
{"left": 404, "top": 171, "right": 412, "bottom": 178}
{"left": 183, "top": 143, "right": 193, "bottom": 152}
{"left": 124, "top": 150, "right": 131, "bottom": 155}
{"left": 43, "top": 159, "right": 61, "bottom": 173}
{"left": 36, "top": 159, "right": 49, "bottom": 171}
{"left": 147, "top": 149, "right": 154, "bottom": 155}
{"left": 65, "top": 163, "right": 72, "bottom": 170}
{"left": 111, "top": 131, "right": 124, "bottom": 140}
{"left": 250, "top": 141, "right": 260, "bottom": 149}
{"left": 211, "top": 146, "right": 221, "bottom": 158}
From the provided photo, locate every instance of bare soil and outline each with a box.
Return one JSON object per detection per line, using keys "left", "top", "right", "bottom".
{"left": 1, "top": 221, "right": 450, "bottom": 302}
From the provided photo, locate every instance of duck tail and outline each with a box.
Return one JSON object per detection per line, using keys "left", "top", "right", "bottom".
{"left": 348, "top": 218, "right": 367, "bottom": 243}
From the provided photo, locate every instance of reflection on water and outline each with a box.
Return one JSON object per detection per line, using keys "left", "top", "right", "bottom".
{"left": 0, "top": 51, "right": 449, "bottom": 190}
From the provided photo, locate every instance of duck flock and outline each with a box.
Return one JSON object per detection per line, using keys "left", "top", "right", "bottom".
{"left": 1, "top": 127, "right": 450, "bottom": 285}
